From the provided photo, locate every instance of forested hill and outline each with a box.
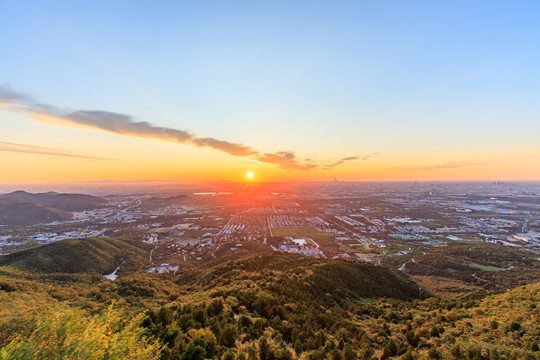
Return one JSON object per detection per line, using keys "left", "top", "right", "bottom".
{"left": 176, "top": 252, "right": 429, "bottom": 303}
{"left": 0, "top": 190, "right": 106, "bottom": 211}
{"left": 0, "top": 237, "right": 151, "bottom": 274}
{"left": 0, "top": 190, "right": 106, "bottom": 225}
{"left": 0, "top": 238, "right": 538, "bottom": 359}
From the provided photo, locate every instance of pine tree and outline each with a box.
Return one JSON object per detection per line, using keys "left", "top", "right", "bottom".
{"left": 259, "top": 337, "right": 271, "bottom": 360}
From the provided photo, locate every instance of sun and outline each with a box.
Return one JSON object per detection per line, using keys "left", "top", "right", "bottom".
{"left": 246, "top": 171, "right": 254, "bottom": 179}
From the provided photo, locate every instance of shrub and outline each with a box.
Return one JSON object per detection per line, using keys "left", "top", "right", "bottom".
{"left": 0, "top": 305, "right": 161, "bottom": 359}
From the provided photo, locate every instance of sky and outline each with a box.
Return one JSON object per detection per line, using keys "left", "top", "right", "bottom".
{"left": 1, "top": 0, "right": 539, "bottom": 183}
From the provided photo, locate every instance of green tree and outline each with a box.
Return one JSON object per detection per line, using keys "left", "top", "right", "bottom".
{"left": 182, "top": 345, "right": 205, "bottom": 360}
{"left": 207, "top": 299, "right": 224, "bottom": 317}
{"left": 222, "top": 349, "right": 235, "bottom": 360}
{"left": 294, "top": 340, "right": 303, "bottom": 355}
{"left": 405, "top": 330, "right": 418, "bottom": 347}
{"left": 383, "top": 339, "right": 398, "bottom": 358}
{"left": 276, "top": 347, "right": 293, "bottom": 360}
{"left": 247, "top": 345, "right": 258, "bottom": 360}
{"left": 342, "top": 345, "right": 356, "bottom": 360}
{"left": 427, "top": 347, "right": 439, "bottom": 359}
{"left": 489, "top": 349, "right": 500, "bottom": 360}
{"left": 329, "top": 349, "right": 341, "bottom": 360}
{"left": 220, "top": 325, "right": 237, "bottom": 348}
{"left": 259, "top": 337, "right": 271, "bottom": 360}
{"left": 188, "top": 329, "right": 217, "bottom": 358}
{"left": 192, "top": 308, "right": 206, "bottom": 326}
{"left": 401, "top": 348, "right": 414, "bottom": 360}
{"left": 508, "top": 321, "right": 522, "bottom": 332}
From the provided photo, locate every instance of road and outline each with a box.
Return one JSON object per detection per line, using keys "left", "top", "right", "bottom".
{"left": 121, "top": 200, "right": 142, "bottom": 213}
{"left": 267, "top": 217, "right": 274, "bottom": 236}
{"left": 218, "top": 215, "right": 235, "bottom": 236}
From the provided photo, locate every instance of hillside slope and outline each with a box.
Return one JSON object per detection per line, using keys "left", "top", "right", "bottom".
{"left": 0, "top": 191, "right": 106, "bottom": 225}
{"left": 0, "top": 237, "right": 150, "bottom": 274}
{"left": 0, "top": 238, "right": 538, "bottom": 359}
{"left": 0, "top": 201, "right": 72, "bottom": 225}
{"left": 0, "top": 190, "right": 106, "bottom": 210}
{"left": 176, "top": 251, "right": 429, "bottom": 303}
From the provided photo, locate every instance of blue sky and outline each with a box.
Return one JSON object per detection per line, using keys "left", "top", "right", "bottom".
{"left": 1, "top": 0, "right": 539, "bottom": 181}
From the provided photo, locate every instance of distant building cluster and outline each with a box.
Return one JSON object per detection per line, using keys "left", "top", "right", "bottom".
{"left": 146, "top": 263, "right": 179, "bottom": 274}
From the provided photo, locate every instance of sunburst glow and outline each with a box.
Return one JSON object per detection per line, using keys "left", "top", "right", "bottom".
{"left": 247, "top": 171, "right": 254, "bottom": 179}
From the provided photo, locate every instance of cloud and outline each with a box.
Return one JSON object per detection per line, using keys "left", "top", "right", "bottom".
{"left": 191, "top": 137, "right": 254, "bottom": 157}
{"left": 0, "top": 88, "right": 257, "bottom": 159}
{"left": 254, "top": 151, "right": 317, "bottom": 170}
{"left": 0, "top": 141, "right": 113, "bottom": 161}
{"left": 417, "top": 161, "right": 490, "bottom": 171}
{"left": 0, "top": 88, "right": 33, "bottom": 103}
{"left": 323, "top": 152, "right": 379, "bottom": 169}
{"left": 361, "top": 152, "right": 379, "bottom": 160}
{"left": 391, "top": 161, "right": 490, "bottom": 172}
{"left": 1, "top": 87, "right": 325, "bottom": 169}
{"left": 60, "top": 110, "right": 255, "bottom": 156}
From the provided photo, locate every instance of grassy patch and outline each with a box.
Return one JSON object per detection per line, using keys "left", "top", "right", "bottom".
{"left": 469, "top": 263, "right": 506, "bottom": 272}
{"left": 271, "top": 226, "right": 336, "bottom": 247}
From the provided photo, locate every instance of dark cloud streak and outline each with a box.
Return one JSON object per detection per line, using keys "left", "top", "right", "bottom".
{"left": 0, "top": 87, "right": 315, "bottom": 168}
{"left": 0, "top": 141, "right": 114, "bottom": 161}
{"left": 323, "top": 152, "right": 379, "bottom": 169}
{"left": 0, "top": 89, "right": 256, "bottom": 158}
{"left": 390, "top": 161, "right": 490, "bottom": 172}
{"left": 254, "top": 151, "right": 317, "bottom": 170}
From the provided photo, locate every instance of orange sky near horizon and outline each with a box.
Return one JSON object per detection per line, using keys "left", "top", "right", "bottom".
{"left": 2, "top": 2, "right": 540, "bottom": 185}
{"left": 1, "top": 108, "right": 539, "bottom": 185}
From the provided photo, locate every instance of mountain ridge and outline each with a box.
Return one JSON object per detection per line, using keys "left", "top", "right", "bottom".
{"left": 0, "top": 190, "right": 106, "bottom": 225}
